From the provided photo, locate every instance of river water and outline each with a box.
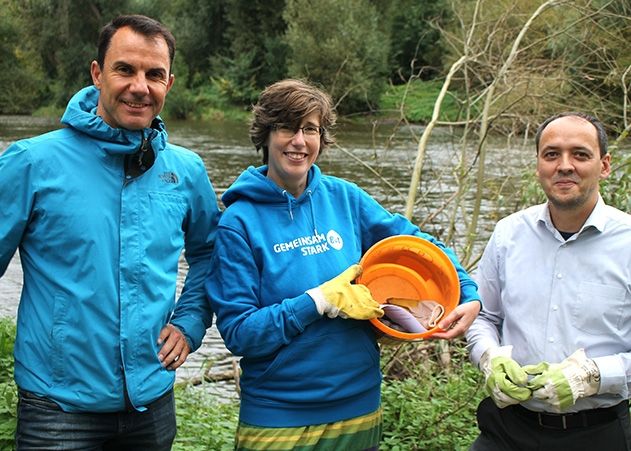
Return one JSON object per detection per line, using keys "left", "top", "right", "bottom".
{"left": 0, "top": 114, "right": 531, "bottom": 397}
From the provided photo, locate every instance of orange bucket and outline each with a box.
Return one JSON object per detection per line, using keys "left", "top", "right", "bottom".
{"left": 357, "top": 235, "right": 460, "bottom": 341}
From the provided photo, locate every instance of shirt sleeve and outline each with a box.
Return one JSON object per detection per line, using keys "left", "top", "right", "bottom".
{"left": 0, "top": 143, "right": 35, "bottom": 276}
{"left": 355, "top": 186, "right": 480, "bottom": 305}
{"left": 465, "top": 229, "right": 503, "bottom": 366}
{"left": 205, "top": 226, "right": 322, "bottom": 358}
{"left": 169, "top": 158, "right": 222, "bottom": 351}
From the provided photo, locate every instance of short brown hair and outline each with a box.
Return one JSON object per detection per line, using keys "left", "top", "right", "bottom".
{"left": 250, "top": 79, "right": 337, "bottom": 164}
{"left": 535, "top": 112, "right": 608, "bottom": 157}
{"left": 97, "top": 15, "right": 176, "bottom": 71}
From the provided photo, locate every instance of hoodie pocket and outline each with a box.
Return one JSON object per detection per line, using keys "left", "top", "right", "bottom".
{"left": 245, "top": 324, "right": 380, "bottom": 404}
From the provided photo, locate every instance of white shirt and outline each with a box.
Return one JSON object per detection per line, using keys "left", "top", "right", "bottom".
{"left": 466, "top": 197, "right": 631, "bottom": 412}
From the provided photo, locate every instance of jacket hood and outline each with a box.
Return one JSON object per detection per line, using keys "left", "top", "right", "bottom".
{"left": 223, "top": 165, "right": 322, "bottom": 234}
{"left": 60, "top": 85, "right": 168, "bottom": 155}
{"left": 222, "top": 164, "right": 322, "bottom": 207}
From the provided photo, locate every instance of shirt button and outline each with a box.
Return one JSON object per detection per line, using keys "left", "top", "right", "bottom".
{"left": 556, "top": 273, "right": 563, "bottom": 279}
{"left": 552, "top": 305, "right": 558, "bottom": 311}
{"left": 548, "top": 337, "right": 555, "bottom": 343}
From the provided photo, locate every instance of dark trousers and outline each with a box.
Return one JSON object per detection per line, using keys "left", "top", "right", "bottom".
{"left": 16, "top": 389, "right": 176, "bottom": 451}
{"left": 470, "top": 397, "right": 631, "bottom": 451}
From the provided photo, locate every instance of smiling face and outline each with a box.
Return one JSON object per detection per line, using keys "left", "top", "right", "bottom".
{"left": 266, "top": 111, "right": 321, "bottom": 197}
{"left": 536, "top": 115, "right": 610, "bottom": 221}
{"left": 90, "top": 26, "right": 174, "bottom": 130}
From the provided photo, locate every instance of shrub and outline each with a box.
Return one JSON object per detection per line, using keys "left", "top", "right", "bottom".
{"left": 173, "top": 384, "right": 238, "bottom": 450}
{"left": 0, "top": 318, "right": 17, "bottom": 451}
{"left": 380, "top": 341, "right": 484, "bottom": 450}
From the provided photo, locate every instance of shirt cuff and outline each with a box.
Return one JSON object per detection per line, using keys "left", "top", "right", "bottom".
{"left": 593, "top": 354, "right": 628, "bottom": 397}
{"left": 467, "top": 338, "right": 500, "bottom": 367}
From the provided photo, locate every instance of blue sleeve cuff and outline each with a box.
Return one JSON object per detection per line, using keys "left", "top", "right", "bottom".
{"left": 289, "top": 293, "right": 323, "bottom": 328}
{"left": 460, "top": 282, "right": 482, "bottom": 306}
{"left": 171, "top": 314, "right": 212, "bottom": 352}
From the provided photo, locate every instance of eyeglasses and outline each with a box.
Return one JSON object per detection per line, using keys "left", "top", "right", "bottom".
{"left": 272, "top": 123, "right": 323, "bottom": 139}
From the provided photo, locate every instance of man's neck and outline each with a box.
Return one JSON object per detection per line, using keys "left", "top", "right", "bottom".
{"left": 548, "top": 198, "right": 598, "bottom": 233}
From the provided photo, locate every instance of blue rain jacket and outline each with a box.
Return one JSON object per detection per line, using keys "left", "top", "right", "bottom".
{"left": 0, "top": 86, "right": 220, "bottom": 412}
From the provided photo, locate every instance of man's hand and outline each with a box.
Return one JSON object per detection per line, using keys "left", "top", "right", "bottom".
{"left": 480, "top": 346, "right": 532, "bottom": 408}
{"left": 430, "top": 301, "right": 481, "bottom": 339}
{"left": 525, "top": 349, "right": 600, "bottom": 412}
{"left": 158, "top": 323, "right": 191, "bottom": 370}
{"left": 306, "top": 265, "right": 384, "bottom": 320}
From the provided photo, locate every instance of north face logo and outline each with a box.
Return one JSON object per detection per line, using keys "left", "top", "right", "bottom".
{"left": 159, "top": 172, "right": 178, "bottom": 184}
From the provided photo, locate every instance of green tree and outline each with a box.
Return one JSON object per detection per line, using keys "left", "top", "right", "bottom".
{"left": 283, "top": 0, "right": 390, "bottom": 114}
{"left": 160, "top": 0, "right": 227, "bottom": 88}
{"left": 0, "top": 0, "right": 45, "bottom": 113}
{"left": 203, "top": 0, "right": 289, "bottom": 105}
{"left": 15, "top": 0, "right": 131, "bottom": 107}
{"left": 545, "top": 0, "right": 631, "bottom": 131}
{"left": 384, "top": 0, "right": 451, "bottom": 83}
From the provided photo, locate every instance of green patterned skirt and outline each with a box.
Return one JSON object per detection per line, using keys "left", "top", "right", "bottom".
{"left": 234, "top": 408, "right": 382, "bottom": 451}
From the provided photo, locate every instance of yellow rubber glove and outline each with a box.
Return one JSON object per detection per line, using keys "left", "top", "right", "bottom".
{"left": 525, "top": 349, "right": 600, "bottom": 412}
{"left": 480, "top": 346, "right": 532, "bottom": 408}
{"left": 306, "top": 265, "right": 384, "bottom": 320}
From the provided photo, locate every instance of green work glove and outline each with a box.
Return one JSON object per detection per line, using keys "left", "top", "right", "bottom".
{"left": 479, "top": 346, "right": 532, "bottom": 408}
{"left": 306, "top": 265, "right": 384, "bottom": 320}
{"left": 525, "top": 349, "right": 600, "bottom": 412}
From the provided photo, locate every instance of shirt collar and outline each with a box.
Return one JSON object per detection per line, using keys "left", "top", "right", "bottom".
{"left": 537, "top": 195, "right": 606, "bottom": 239}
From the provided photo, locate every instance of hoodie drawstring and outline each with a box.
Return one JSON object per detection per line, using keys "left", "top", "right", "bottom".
{"left": 306, "top": 189, "right": 318, "bottom": 236}
{"left": 282, "top": 190, "right": 294, "bottom": 221}
{"left": 282, "top": 189, "right": 318, "bottom": 236}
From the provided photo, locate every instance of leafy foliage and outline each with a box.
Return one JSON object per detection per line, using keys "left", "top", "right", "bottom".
{"left": 160, "top": 0, "right": 227, "bottom": 89}
{"left": 0, "top": 315, "right": 488, "bottom": 450}
{"left": 13, "top": 0, "right": 131, "bottom": 108}
{"left": 0, "top": 0, "right": 44, "bottom": 113}
{"left": 380, "top": 341, "right": 484, "bottom": 450}
{"left": 173, "top": 384, "right": 239, "bottom": 451}
{"left": 384, "top": 0, "right": 451, "bottom": 83}
{"left": 283, "top": 0, "right": 390, "bottom": 114}
{"left": 0, "top": 318, "right": 17, "bottom": 451}
{"left": 602, "top": 145, "right": 631, "bottom": 213}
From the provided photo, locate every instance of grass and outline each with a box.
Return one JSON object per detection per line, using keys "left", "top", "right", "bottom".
{"left": 379, "top": 79, "right": 464, "bottom": 123}
{"left": 0, "top": 316, "right": 484, "bottom": 450}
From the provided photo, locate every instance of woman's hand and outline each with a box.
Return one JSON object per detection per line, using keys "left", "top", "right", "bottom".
{"left": 430, "top": 301, "right": 481, "bottom": 340}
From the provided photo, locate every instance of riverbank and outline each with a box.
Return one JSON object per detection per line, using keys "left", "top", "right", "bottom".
{"left": 0, "top": 317, "right": 484, "bottom": 450}
{"left": 26, "top": 80, "right": 457, "bottom": 127}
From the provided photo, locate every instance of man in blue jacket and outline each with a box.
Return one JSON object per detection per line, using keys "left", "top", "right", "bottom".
{"left": 0, "top": 15, "right": 220, "bottom": 449}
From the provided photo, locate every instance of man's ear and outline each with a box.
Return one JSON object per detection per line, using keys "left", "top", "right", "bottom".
{"left": 600, "top": 153, "right": 611, "bottom": 180}
{"left": 90, "top": 61, "right": 102, "bottom": 88}
{"left": 166, "top": 73, "right": 175, "bottom": 94}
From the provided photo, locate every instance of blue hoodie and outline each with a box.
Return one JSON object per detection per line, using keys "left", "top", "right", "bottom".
{"left": 206, "top": 164, "right": 478, "bottom": 427}
{"left": 0, "top": 86, "right": 220, "bottom": 412}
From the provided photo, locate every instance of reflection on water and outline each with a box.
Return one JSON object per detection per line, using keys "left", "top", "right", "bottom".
{"left": 0, "top": 115, "right": 531, "bottom": 397}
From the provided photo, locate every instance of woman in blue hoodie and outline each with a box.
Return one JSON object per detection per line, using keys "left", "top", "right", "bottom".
{"left": 206, "top": 79, "right": 481, "bottom": 450}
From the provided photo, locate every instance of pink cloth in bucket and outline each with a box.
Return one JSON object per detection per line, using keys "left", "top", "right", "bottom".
{"left": 381, "top": 304, "right": 428, "bottom": 333}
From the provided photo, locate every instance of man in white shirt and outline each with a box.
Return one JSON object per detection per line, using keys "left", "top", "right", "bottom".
{"left": 466, "top": 112, "right": 631, "bottom": 450}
